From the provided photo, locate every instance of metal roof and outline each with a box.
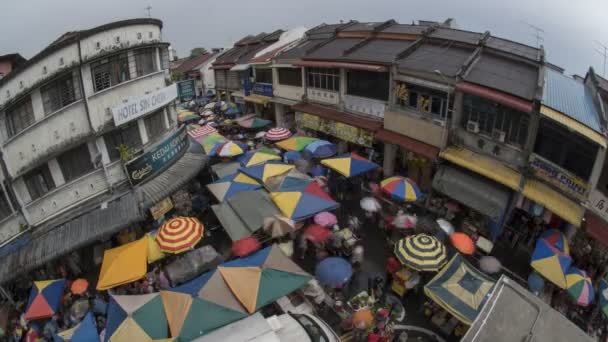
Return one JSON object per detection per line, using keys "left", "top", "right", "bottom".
{"left": 381, "top": 24, "right": 426, "bottom": 35}
{"left": 343, "top": 39, "right": 413, "bottom": 63}
{"left": 465, "top": 52, "right": 539, "bottom": 100}
{"left": 398, "top": 43, "right": 475, "bottom": 77}
{"left": 543, "top": 68, "right": 603, "bottom": 133}
{"left": 341, "top": 22, "right": 382, "bottom": 32}
{"left": 305, "top": 38, "right": 364, "bottom": 60}
{"left": 486, "top": 36, "right": 540, "bottom": 61}
{"left": 275, "top": 38, "right": 326, "bottom": 60}
{"left": 429, "top": 28, "right": 483, "bottom": 45}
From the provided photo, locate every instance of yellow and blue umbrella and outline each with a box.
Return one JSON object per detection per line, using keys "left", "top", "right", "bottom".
{"left": 201, "top": 133, "right": 226, "bottom": 155}
{"left": 321, "top": 153, "right": 379, "bottom": 178}
{"left": 206, "top": 172, "right": 262, "bottom": 202}
{"left": 270, "top": 181, "right": 339, "bottom": 221}
{"left": 530, "top": 239, "right": 572, "bottom": 289}
{"left": 394, "top": 234, "right": 447, "bottom": 271}
{"left": 380, "top": 176, "right": 423, "bottom": 202}
{"left": 539, "top": 229, "right": 569, "bottom": 254}
{"left": 236, "top": 148, "right": 281, "bottom": 167}
{"left": 276, "top": 137, "right": 319, "bottom": 151}
{"left": 210, "top": 141, "right": 247, "bottom": 158}
{"left": 106, "top": 293, "right": 169, "bottom": 341}
{"left": 25, "top": 279, "right": 66, "bottom": 320}
{"left": 566, "top": 267, "right": 594, "bottom": 306}
{"left": 177, "top": 111, "right": 199, "bottom": 123}
{"left": 239, "top": 162, "right": 294, "bottom": 183}
{"left": 303, "top": 140, "right": 337, "bottom": 158}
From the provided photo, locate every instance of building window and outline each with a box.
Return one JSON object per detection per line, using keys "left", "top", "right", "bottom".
{"left": 255, "top": 68, "right": 273, "bottom": 84}
{"left": 160, "top": 46, "right": 170, "bottom": 70}
{"left": 347, "top": 70, "right": 389, "bottom": 101}
{"left": 91, "top": 53, "right": 130, "bottom": 92}
{"left": 462, "top": 94, "right": 529, "bottom": 147}
{"left": 278, "top": 68, "right": 302, "bottom": 87}
{"left": 145, "top": 110, "right": 166, "bottom": 139}
{"left": 307, "top": 67, "right": 340, "bottom": 92}
{"left": 58, "top": 144, "right": 94, "bottom": 182}
{"left": 24, "top": 165, "right": 55, "bottom": 201}
{"left": 534, "top": 119, "right": 598, "bottom": 180}
{"left": 41, "top": 72, "right": 82, "bottom": 115}
{"left": 104, "top": 123, "right": 142, "bottom": 162}
{"left": 134, "top": 48, "right": 158, "bottom": 77}
{"left": 5, "top": 96, "right": 35, "bottom": 137}
{"left": 394, "top": 82, "right": 449, "bottom": 120}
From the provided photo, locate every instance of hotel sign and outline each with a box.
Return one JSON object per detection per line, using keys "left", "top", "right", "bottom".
{"left": 112, "top": 84, "right": 177, "bottom": 127}
{"left": 529, "top": 154, "right": 589, "bottom": 200}
{"left": 125, "top": 127, "right": 189, "bottom": 186}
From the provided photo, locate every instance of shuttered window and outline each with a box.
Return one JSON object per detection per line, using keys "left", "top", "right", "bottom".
{"left": 91, "top": 53, "right": 130, "bottom": 92}
{"left": 24, "top": 165, "right": 55, "bottom": 201}
{"left": 58, "top": 144, "right": 94, "bottom": 182}
{"left": 6, "top": 96, "right": 35, "bottom": 137}
{"left": 41, "top": 72, "right": 82, "bottom": 115}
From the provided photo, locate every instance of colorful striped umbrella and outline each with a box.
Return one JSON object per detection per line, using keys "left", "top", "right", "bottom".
{"left": 380, "top": 176, "right": 423, "bottom": 202}
{"left": 206, "top": 172, "right": 262, "bottom": 202}
{"left": 187, "top": 125, "right": 217, "bottom": 140}
{"left": 539, "top": 229, "right": 569, "bottom": 254}
{"left": 239, "top": 162, "right": 294, "bottom": 183}
{"left": 530, "top": 239, "right": 572, "bottom": 289}
{"left": 276, "top": 137, "right": 319, "bottom": 151}
{"left": 270, "top": 182, "right": 339, "bottom": 221}
{"left": 106, "top": 294, "right": 168, "bottom": 341}
{"left": 265, "top": 127, "right": 292, "bottom": 141}
{"left": 321, "top": 153, "right": 380, "bottom": 178}
{"left": 566, "top": 267, "right": 594, "bottom": 306}
{"left": 236, "top": 149, "right": 280, "bottom": 167}
{"left": 394, "top": 234, "right": 447, "bottom": 271}
{"left": 25, "top": 279, "right": 66, "bottom": 320}
{"left": 157, "top": 217, "right": 204, "bottom": 254}
{"left": 213, "top": 141, "right": 246, "bottom": 158}
{"left": 237, "top": 117, "right": 272, "bottom": 129}
{"left": 303, "top": 140, "right": 337, "bottom": 158}
{"left": 201, "top": 133, "right": 226, "bottom": 155}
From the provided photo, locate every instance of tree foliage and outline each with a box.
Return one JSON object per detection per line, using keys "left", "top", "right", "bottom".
{"left": 190, "top": 47, "right": 208, "bottom": 57}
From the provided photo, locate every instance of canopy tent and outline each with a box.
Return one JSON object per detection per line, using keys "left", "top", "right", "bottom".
{"left": 25, "top": 279, "right": 66, "bottom": 321}
{"left": 270, "top": 182, "right": 339, "bottom": 221}
{"left": 264, "top": 168, "right": 312, "bottom": 192}
{"left": 424, "top": 255, "right": 495, "bottom": 325}
{"left": 97, "top": 238, "right": 148, "bottom": 290}
{"left": 276, "top": 137, "right": 319, "bottom": 151}
{"left": 236, "top": 149, "right": 281, "bottom": 167}
{"left": 321, "top": 153, "right": 380, "bottom": 178}
{"left": 394, "top": 234, "right": 447, "bottom": 272}
{"left": 530, "top": 238, "right": 572, "bottom": 289}
{"left": 54, "top": 312, "right": 99, "bottom": 342}
{"left": 156, "top": 217, "right": 204, "bottom": 254}
{"left": 105, "top": 294, "right": 168, "bottom": 342}
{"left": 207, "top": 172, "right": 262, "bottom": 202}
{"left": 239, "top": 162, "right": 294, "bottom": 184}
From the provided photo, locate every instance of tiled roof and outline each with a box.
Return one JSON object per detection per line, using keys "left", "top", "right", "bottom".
{"left": 398, "top": 43, "right": 475, "bottom": 77}
{"left": 172, "top": 53, "right": 215, "bottom": 73}
{"left": 381, "top": 24, "right": 426, "bottom": 35}
{"left": 305, "top": 38, "right": 364, "bottom": 60}
{"left": 543, "top": 68, "right": 603, "bottom": 133}
{"left": 429, "top": 28, "right": 483, "bottom": 45}
{"left": 341, "top": 22, "right": 382, "bottom": 32}
{"left": 344, "top": 39, "right": 414, "bottom": 64}
{"left": 485, "top": 36, "right": 540, "bottom": 61}
{"left": 275, "top": 39, "right": 326, "bottom": 60}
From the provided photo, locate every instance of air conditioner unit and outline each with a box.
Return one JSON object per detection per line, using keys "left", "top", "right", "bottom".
{"left": 492, "top": 129, "right": 506, "bottom": 143}
{"left": 432, "top": 119, "right": 446, "bottom": 127}
{"left": 466, "top": 120, "right": 479, "bottom": 133}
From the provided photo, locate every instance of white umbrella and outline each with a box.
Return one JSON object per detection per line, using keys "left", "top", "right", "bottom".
{"left": 479, "top": 256, "right": 502, "bottom": 274}
{"left": 360, "top": 197, "right": 381, "bottom": 212}
{"left": 255, "top": 131, "right": 267, "bottom": 139}
{"left": 204, "top": 102, "right": 216, "bottom": 109}
{"left": 201, "top": 109, "right": 214, "bottom": 116}
{"left": 436, "top": 219, "right": 455, "bottom": 236}
{"left": 393, "top": 212, "right": 416, "bottom": 229}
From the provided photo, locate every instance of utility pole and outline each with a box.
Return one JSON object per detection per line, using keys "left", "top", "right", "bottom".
{"left": 521, "top": 21, "right": 544, "bottom": 48}
{"left": 145, "top": 5, "right": 152, "bottom": 18}
{"left": 594, "top": 40, "right": 608, "bottom": 77}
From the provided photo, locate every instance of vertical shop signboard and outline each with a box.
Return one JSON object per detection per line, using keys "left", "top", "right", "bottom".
{"left": 150, "top": 197, "right": 174, "bottom": 220}
{"left": 177, "top": 79, "right": 196, "bottom": 101}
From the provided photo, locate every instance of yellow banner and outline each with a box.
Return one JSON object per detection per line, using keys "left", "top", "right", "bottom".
{"left": 150, "top": 197, "right": 173, "bottom": 220}
{"left": 299, "top": 113, "right": 320, "bottom": 130}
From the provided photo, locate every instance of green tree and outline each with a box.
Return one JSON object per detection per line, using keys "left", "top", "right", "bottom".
{"left": 190, "top": 47, "right": 208, "bottom": 57}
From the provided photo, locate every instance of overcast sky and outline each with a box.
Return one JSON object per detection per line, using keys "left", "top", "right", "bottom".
{"left": 2, "top": 0, "right": 607, "bottom": 76}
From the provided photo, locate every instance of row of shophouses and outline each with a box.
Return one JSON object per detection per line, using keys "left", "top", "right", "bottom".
{"left": 208, "top": 19, "right": 608, "bottom": 247}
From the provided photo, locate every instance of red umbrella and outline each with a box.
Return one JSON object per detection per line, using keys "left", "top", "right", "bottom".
{"left": 451, "top": 232, "right": 475, "bottom": 255}
{"left": 232, "top": 237, "right": 261, "bottom": 257}
{"left": 303, "top": 224, "right": 332, "bottom": 243}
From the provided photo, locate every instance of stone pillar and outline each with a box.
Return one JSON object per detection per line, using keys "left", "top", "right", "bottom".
{"left": 274, "top": 103, "right": 286, "bottom": 127}
{"left": 138, "top": 118, "right": 149, "bottom": 145}
{"left": 383, "top": 143, "right": 397, "bottom": 177}
{"left": 450, "top": 91, "right": 464, "bottom": 131}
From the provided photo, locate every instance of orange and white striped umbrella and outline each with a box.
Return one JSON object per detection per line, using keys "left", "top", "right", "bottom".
{"left": 156, "top": 217, "right": 204, "bottom": 253}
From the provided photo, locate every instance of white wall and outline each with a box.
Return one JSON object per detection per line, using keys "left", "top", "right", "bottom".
{"left": 79, "top": 24, "right": 162, "bottom": 62}
{"left": 307, "top": 88, "right": 340, "bottom": 105}
{"left": 199, "top": 56, "right": 219, "bottom": 92}
{"left": 344, "top": 95, "right": 386, "bottom": 118}
{"left": 0, "top": 214, "right": 25, "bottom": 245}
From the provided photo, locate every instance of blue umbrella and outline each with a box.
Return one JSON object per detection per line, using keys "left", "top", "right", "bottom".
{"left": 315, "top": 257, "right": 352, "bottom": 288}
{"left": 303, "top": 140, "right": 337, "bottom": 158}
{"left": 284, "top": 151, "right": 302, "bottom": 162}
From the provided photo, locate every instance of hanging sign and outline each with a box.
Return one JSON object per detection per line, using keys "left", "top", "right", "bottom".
{"left": 529, "top": 154, "right": 589, "bottom": 200}
{"left": 112, "top": 84, "right": 177, "bottom": 127}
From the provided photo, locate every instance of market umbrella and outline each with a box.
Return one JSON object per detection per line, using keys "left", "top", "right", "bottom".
{"left": 479, "top": 256, "right": 502, "bottom": 274}
{"left": 314, "top": 212, "right": 337, "bottom": 227}
{"left": 213, "top": 141, "right": 247, "bottom": 158}
{"left": 201, "top": 133, "right": 227, "bottom": 155}
{"left": 393, "top": 212, "right": 416, "bottom": 229}
{"left": 207, "top": 172, "right": 262, "bottom": 202}
{"left": 321, "top": 153, "right": 379, "bottom": 178}
{"left": 436, "top": 219, "right": 455, "bottom": 236}
{"left": 97, "top": 239, "right": 148, "bottom": 290}
{"left": 360, "top": 197, "right": 381, "bottom": 212}
{"left": 352, "top": 309, "right": 374, "bottom": 329}
{"left": 527, "top": 272, "right": 545, "bottom": 293}
{"left": 394, "top": 234, "right": 448, "bottom": 272}
{"left": 70, "top": 279, "right": 88, "bottom": 295}
{"left": 157, "top": 217, "right": 204, "bottom": 254}
{"left": 380, "top": 176, "right": 422, "bottom": 202}
{"left": 599, "top": 278, "right": 608, "bottom": 318}
{"left": 232, "top": 237, "right": 261, "bottom": 257}
{"left": 70, "top": 298, "right": 90, "bottom": 321}
{"left": 237, "top": 116, "right": 272, "bottom": 129}
{"left": 284, "top": 151, "right": 302, "bottom": 162}
{"left": 236, "top": 149, "right": 280, "bottom": 167}
{"left": 204, "top": 102, "right": 216, "bottom": 109}
{"left": 539, "top": 229, "right": 569, "bottom": 254}
{"left": 264, "top": 168, "right": 312, "bottom": 192}
{"left": 187, "top": 125, "right": 217, "bottom": 141}
{"left": 450, "top": 232, "right": 475, "bottom": 255}
{"left": 303, "top": 140, "right": 337, "bottom": 158}
{"left": 566, "top": 267, "right": 594, "bottom": 306}
{"left": 270, "top": 182, "right": 339, "bottom": 221}
{"left": 303, "top": 224, "right": 332, "bottom": 243}
{"left": 105, "top": 293, "right": 168, "bottom": 341}
{"left": 24, "top": 279, "right": 66, "bottom": 321}
{"left": 146, "top": 229, "right": 166, "bottom": 264}
{"left": 239, "top": 162, "right": 294, "bottom": 184}
{"left": 177, "top": 112, "right": 199, "bottom": 123}
{"left": 276, "top": 137, "right": 319, "bottom": 151}
{"left": 315, "top": 257, "right": 352, "bottom": 288}
{"left": 265, "top": 127, "right": 292, "bottom": 141}
{"left": 54, "top": 311, "right": 99, "bottom": 342}
{"left": 530, "top": 239, "right": 572, "bottom": 289}
{"left": 310, "top": 164, "right": 328, "bottom": 177}
{"left": 263, "top": 215, "right": 296, "bottom": 238}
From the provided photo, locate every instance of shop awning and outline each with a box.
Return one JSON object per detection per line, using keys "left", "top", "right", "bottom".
{"left": 292, "top": 102, "right": 382, "bottom": 131}
{"left": 432, "top": 165, "right": 511, "bottom": 220}
{"left": 522, "top": 180, "right": 584, "bottom": 227}
{"left": 375, "top": 129, "right": 439, "bottom": 160}
{"left": 440, "top": 147, "right": 522, "bottom": 191}
{"left": 136, "top": 152, "right": 209, "bottom": 210}
{"left": 584, "top": 212, "right": 608, "bottom": 247}
{"left": 244, "top": 94, "right": 272, "bottom": 105}
{"left": 230, "top": 64, "right": 251, "bottom": 71}
{"left": 211, "top": 63, "right": 235, "bottom": 70}
{"left": 293, "top": 60, "right": 388, "bottom": 72}
{"left": 540, "top": 105, "right": 606, "bottom": 148}
{"left": 0, "top": 192, "right": 143, "bottom": 285}
{"left": 456, "top": 82, "right": 533, "bottom": 113}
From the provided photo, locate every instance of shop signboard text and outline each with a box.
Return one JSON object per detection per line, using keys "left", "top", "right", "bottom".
{"left": 529, "top": 154, "right": 589, "bottom": 200}
{"left": 177, "top": 79, "right": 196, "bottom": 101}
{"left": 112, "top": 84, "right": 177, "bottom": 127}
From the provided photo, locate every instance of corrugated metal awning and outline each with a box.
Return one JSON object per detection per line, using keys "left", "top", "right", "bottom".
{"left": 522, "top": 179, "right": 583, "bottom": 227}
{"left": 440, "top": 147, "right": 522, "bottom": 191}
{"left": 136, "top": 152, "right": 209, "bottom": 210}
{"left": 375, "top": 129, "right": 439, "bottom": 160}
{"left": 456, "top": 82, "right": 533, "bottom": 113}
{"left": 540, "top": 105, "right": 606, "bottom": 148}
{"left": 293, "top": 60, "right": 388, "bottom": 72}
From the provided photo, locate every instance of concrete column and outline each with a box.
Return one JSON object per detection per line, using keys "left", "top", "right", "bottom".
{"left": 96, "top": 137, "right": 111, "bottom": 165}
{"left": 383, "top": 143, "right": 398, "bottom": 177}
{"left": 137, "top": 118, "right": 149, "bottom": 145}
{"left": 274, "top": 103, "right": 286, "bottom": 127}
{"left": 30, "top": 90, "right": 45, "bottom": 121}
{"left": 450, "top": 91, "right": 464, "bottom": 131}
{"left": 163, "top": 107, "right": 171, "bottom": 130}
{"left": 589, "top": 147, "right": 607, "bottom": 191}
{"left": 47, "top": 159, "right": 66, "bottom": 187}
{"left": 155, "top": 47, "right": 162, "bottom": 72}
